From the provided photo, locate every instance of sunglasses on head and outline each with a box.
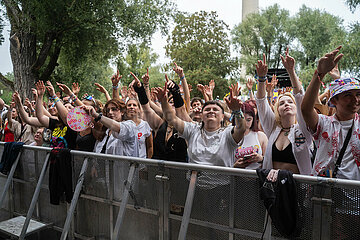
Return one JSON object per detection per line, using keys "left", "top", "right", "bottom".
{"left": 83, "top": 95, "right": 96, "bottom": 105}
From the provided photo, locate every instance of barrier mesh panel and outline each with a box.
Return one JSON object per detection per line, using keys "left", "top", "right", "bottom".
{"left": 330, "top": 185, "right": 360, "bottom": 240}
{"left": 81, "top": 157, "right": 110, "bottom": 199}
{"left": 128, "top": 164, "right": 159, "bottom": 210}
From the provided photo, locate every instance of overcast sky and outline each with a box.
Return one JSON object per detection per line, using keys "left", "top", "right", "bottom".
{"left": 0, "top": 0, "right": 359, "bottom": 74}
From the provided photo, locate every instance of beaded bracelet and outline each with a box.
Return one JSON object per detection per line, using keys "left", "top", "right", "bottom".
{"left": 180, "top": 75, "right": 185, "bottom": 80}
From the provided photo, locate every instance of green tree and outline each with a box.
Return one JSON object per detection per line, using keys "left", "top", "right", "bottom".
{"left": 291, "top": 5, "right": 346, "bottom": 69}
{"left": 165, "top": 11, "right": 236, "bottom": 98}
{"left": 0, "top": 0, "right": 175, "bottom": 99}
{"left": 340, "top": 23, "right": 360, "bottom": 76}
{"left": 345, "top": 0, "right": 360, "bottom": 12}
{"left": 117, "top": 42, "right": 159, "bottom": 86}
{"left": 232, "top": 4, "right": 293, "bottom": 74}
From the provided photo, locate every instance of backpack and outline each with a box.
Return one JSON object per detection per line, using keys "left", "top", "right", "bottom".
{"left": 256, "top": 169, "right": 299, "bottom": 237}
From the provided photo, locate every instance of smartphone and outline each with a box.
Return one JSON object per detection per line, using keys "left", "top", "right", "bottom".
{"left": 243, "top": 155, "right": 252, "bottom": 160}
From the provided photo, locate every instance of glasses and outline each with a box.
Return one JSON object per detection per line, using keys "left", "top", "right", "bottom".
{"left": 83, "top": 95, "right": 96, "bottom": 106}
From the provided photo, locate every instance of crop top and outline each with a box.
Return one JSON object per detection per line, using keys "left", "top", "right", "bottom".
{"left": 272, "top": 142, "right": 297, "bottom": 165}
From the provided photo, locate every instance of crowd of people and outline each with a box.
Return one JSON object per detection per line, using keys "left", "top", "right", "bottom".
{"left": 1, "top": 46, "right": 359, "bottom": 182}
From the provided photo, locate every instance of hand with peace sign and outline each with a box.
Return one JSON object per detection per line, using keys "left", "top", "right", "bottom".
{"left": 111, "top": 69, "right": 122, "bottom": 87}
{"left": 255, "top": 53, "right": 268, "bottom": 78}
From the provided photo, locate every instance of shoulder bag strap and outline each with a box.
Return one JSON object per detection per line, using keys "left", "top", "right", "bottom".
{"left": 333, "top": 121, "right": 354, "bottom": 178}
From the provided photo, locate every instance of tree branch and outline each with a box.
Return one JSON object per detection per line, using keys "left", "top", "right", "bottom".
{"left": 0, "top": 73, "right": 15, "bottom": 91}
{"left": 39, "top": 35, "right": 63, "bottom": 81}
{"left": 32, "top": 32, "right": 56, "bottom": 71}
{"left": 2, "top": 0, "right": 22, "bottom": 27}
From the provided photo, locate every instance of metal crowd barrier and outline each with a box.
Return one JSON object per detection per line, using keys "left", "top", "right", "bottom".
{"left": 0, "top": 143, "right": 359, "bottom": 239}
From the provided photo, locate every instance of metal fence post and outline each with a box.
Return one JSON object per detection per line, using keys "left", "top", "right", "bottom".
{"left": 178, "top": 170, "right": 198, "bottom": 240}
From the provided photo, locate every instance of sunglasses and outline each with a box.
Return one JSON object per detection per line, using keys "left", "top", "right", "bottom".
{"left": 83, "top": 95, "right": 96, "bottom": 106}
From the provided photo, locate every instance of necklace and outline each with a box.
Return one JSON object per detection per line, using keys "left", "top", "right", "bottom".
{"left": 281, "top": 127, "right": 291, "bottom": 136}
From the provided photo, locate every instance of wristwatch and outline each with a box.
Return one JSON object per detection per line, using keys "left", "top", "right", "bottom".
{"left": 94, "top": 112, "right": 103, "bottom": 122}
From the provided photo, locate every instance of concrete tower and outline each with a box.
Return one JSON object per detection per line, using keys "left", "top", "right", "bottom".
{"left": 242, "top": 0, "right": 259, "bottom": 20}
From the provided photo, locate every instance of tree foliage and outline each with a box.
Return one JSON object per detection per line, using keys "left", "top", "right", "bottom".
{"left": 116, "top": 42, "right": 159, "bottom": 86}
{"left": 165, "top": 11, "right": 236, "bottom": 98}
{"left": 232, "top": 4, "right": 293, "bottom": 73}
{"left": 345, "top": 0, "right": 360, "bottom": 12}
{"left": 232, "top": 4, "right": 357, "bottom": 87}
{"left": 0, "top": 0, "right": 175, "bottom": 99}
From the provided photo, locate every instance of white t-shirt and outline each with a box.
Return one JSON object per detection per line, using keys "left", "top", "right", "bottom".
{"left": 134, "top": 120, "right": 152, "bottom": 158}
{"left": 93, "top": 120, "right": 137, "bottom": 156}
{"left": 181, "top": 122, "right": 238, "bottom": 167}
{"left": 336, "top": 119, "right": 360, "bottom": 180}
{"left": 234, "top": 131, "right": 262, "bottom": 169}
{"left": 312, "top": 114, "right": 360, "bottom": 180}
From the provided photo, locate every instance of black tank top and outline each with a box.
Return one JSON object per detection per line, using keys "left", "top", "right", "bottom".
{"left": 152, "top": 121, "right": 188, "bottom": 162}
{"left": 272, "top": 142, "right": 297, "bottom": 165}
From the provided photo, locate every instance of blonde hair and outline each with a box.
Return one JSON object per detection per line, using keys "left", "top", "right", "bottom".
{"left": 273, "top": 92, "right": 297, "bottom": 127}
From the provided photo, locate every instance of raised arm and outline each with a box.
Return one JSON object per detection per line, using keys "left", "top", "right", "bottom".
{"left": 131, "top": 72, "right": 163, "bottom": 131}
{"left": 173, "top": 62, "right": 190, "bottom": 112}
{"left": 156, "top": 81, "right": 184, "bottom": 134}
{"left": 255, "top": 54, "right": 268, "bottom": 99}
{"left": 111, "top": 70, "right": 121, "bottom": 99}
{"left": 13, "top": 92, "right": 43, "bottom": 127}
{"left": 167, "top": 76, "right": 192, "bottom": 122}
{"left": 246, "top": 77, "right": 255, "bottom": 100}
{"left": 301, "top": 46, "right": 343, "bottom": 132}
{"left": 35, "top": 81, "right": 50, "bottom": 128}
{"left": 95, "top": 83, "right": 111, "bottom": 102}
{"left": 225, "top": 85, "right": 246, "bottom": 144}
{"left": 82, "top": 105, "right": 121, "bottom": 133}
{"left": 47, "top": 81, "right": 68, "bottom": 124}
{"left": 280, "top": 47, "right": 301, "bottom": 94}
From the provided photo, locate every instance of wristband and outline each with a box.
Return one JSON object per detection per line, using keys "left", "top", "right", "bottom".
{"left": 112, "top": 85, "right": 119, "bottom": 90}
{"left": 94, "top": 112, "right": 103, "bottom": 122}
{"left": 229, "top": 110, "right": 244, "bottom": 122}
{"left": 180, "top": 75, "right": 185, "bottom": 80}
{"left": 257, "top": 76, "right": 267, "bottom": 82}
{"left": 133, "top": 84, "right": 149, "bottom": 105}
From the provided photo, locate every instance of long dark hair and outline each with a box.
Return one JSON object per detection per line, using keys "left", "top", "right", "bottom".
{"left": 242, "top": 102, "right": 259, "bottom": 132}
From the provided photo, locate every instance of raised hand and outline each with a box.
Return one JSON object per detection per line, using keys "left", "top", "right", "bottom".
{"left": 246, "top": 77, "right": 254, "bottom": 90}
{"left": 173, "top": 62, "right": 184, "bottom": 78}
{"left": 111, "top": 69, "right": 122, "bottom": 87}
{"left": 265, "top": 80, "right": 273, "bottom": 94}
{"left": 56, "top": 82, "right": 72, "bottom": 96}
{"left": 24, "top": 98, "right": 32, "bottom": 108}
{"left": 31, "top": 88, "right": 38, "bottom": 100}
{"left": 209, "top": 79, "right": 215, "bottom": 91}
{"left": 317, "top": 46, "right": 343, "bottom": 76}
{"left": 81, "top": 105, "right": 97, "bottom": 118}
{"left": 45, "top": 81, "right": 56, "bottom": 96}
{"left": 225, "top": 84, "right": 243, "bottom": 111}
{"left": 13, "top": 91, "right": 21, "bottom": 104}
{"left": 129, "top": 72, "right": 141, "bottom": 88}
{"left": 285, "top": 87, "right": 292, "bottom": 93}
{"left": 94, "top": 83, "right": 106, "bottom": 93}
{"left": 153, "top": 81, "right": 168, "bottom": 103}
{"left": 120, "top": 86, "right": 128, "bottom": 99}
{"left": 255, "top": 53, "right": 268, "bottom": 77}
{"left": 280, "top": 47, "right": 295, "bottom": 71}
{"left": 142, "top": 68, "right": 150, "bottom": 85}
{"left": 36, "top": 81, "right": 46, "bottom": 96}
{"left": 328, "top": 63, "right": 341, "bottom": 80}
{"left": 230, "top": 82, "right": 240, "bottom": 97}
{"left": 271, "top": 74, "right": 278, "bottom": 87}
{"left": 197, "top": 84, "right": 205, "bottom": 93}
{"left": 72, "top": 82, "right": 80, "bottom": 96}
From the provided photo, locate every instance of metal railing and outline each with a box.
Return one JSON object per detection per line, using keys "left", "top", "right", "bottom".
{"left": 0, "top": 143, "right": 360, "bottom": 239}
